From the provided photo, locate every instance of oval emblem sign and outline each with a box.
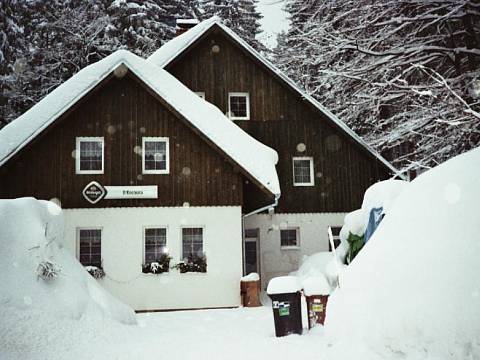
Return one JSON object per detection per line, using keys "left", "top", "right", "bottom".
{"left": 82, "top": 181, "right": 106, "bottom": 204}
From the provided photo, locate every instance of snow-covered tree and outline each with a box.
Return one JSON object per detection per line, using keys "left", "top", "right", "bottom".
{"left": 105, "top": 0, "right": 176, "bottom": 56}
{"left": 1, "top": 0, "right": 203, "bottom": 127}
{"left": 201, "top": 0, "right": 265, "bottom": 52}
{"left": 275, "top": 0, "right": 480, "bottom": 174}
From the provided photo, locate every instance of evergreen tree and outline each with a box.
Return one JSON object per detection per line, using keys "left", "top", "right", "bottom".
{"left": 201, "top": 0, "right": 265, "bottom": 52}
{"left": 105, "top": 0, "right": 176, "bottom": 56}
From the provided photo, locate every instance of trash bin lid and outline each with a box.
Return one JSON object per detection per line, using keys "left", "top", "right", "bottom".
{"left": 267, "top": 276, "right": 302, "bottom": 295}
{"left": 302, "top": 275, "right": 331, "bottom": 296}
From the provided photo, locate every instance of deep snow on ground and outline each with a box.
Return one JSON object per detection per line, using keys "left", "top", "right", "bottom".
{"left": 1, "top": 306, "right": 327, "bottom": 360}
{"left": 325, "top": 147, "right": 480, "bottom": 359}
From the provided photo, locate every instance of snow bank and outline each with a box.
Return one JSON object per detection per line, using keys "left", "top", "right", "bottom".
{"left": 292, "top": 252, "right": 333, "bottom": 279}
{"left": 267, "top": 276, "right": 302, "bottom": 295}
{"left": 360, "top": 179, "right": 409, "bottom": 228}
{"left": 0, "top": 198, "right": 136, "bottom": 324}
{"left": 325, "top": 148, "right": 480, "bottom": 359}
{"left": 302, "top": 275, "right": 331, "bottom": 296}
{"left": 241, "top": 272, "right": 260, "bottom": 282}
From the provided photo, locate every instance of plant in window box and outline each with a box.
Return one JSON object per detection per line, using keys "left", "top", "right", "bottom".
{"left": 173, "top": 254, "right": 207, "bottom": 273}
{"left": 142, "top": 254, "right": 172, "bottom": 274}
{"left": 85, "top": 265, "right": 105, "bottom": 279}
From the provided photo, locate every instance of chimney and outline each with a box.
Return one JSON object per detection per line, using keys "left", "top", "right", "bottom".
{"left": 176, "top": 19, "right": 200, "bottom": 37}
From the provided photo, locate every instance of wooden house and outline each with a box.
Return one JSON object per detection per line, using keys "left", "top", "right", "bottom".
{"left": 0, "top": 50, "right": 279, "bottom": 311}
{"left": 0, "top": 18, "right": 399, "bottom": 310}
{"left": 147, "top": 18, "right": 398, "bottom": 288}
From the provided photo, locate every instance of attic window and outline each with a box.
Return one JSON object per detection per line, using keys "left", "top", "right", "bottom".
{"left": 142, "top": 137, "right": 169, "bottom": 174}
{"left": 228, "top": 92, "right": 250, "bottom": 120}
{"left": 76, "top": 137, "right": 104, "bottom": 174}
{"left": 293, "top": 157, "right": 314, "bottom": 186}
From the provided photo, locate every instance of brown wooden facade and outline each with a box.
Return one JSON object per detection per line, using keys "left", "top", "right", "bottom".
{"left": 164, "top": 25, "right": 392, "bottom": 213}
{"left": 0, "top": 72, "right": 271, "bottom": 210}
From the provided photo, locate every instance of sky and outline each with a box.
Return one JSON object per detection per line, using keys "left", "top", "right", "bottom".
{"left": 256, "top": 0, "right": 289, "bottom": 48}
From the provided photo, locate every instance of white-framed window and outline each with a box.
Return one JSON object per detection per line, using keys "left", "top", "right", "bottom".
{"left": 77, "top": 228, "right": 102, "bottom": 267}
{"left": 76, "top": 137, "right": 104, "bottom": 174}
{"left": 142, "top": 137, "right": 169, "bottom": 174}
{"left": 181, "top": 227, "right": 204, "bottom": 259}
{"left": 292, "top": 157, "right": 314, "bottom": 186}
{"left": 228, "top": 92, "right": 250, "bottom": 120}
{"left": 280, "top": 228, "right": 300, "bottom": 249}
{"left": 143, "top": 227, "right": 168, "bottom": 263}
{"left": 195, "top": 91, "right": 205, "bottom": 99}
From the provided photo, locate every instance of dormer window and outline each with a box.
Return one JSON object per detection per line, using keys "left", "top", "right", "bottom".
{"left": 76, "top": 137, "right": 104, "bottom": 174}
{"left": 142, "top": 137, "right": 169, "bottom": 174}
{"left": 228, "top": 92, "right": 250, "bottom": 120}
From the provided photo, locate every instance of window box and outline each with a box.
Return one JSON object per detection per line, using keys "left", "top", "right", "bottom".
{"left": 76, "top": 137, "right": 104, "bottom": 174}
{"left": 293, "top": 157, "right": 314, "bottom": 186}
{"left": 85, "top": 265, "right": 105, "bottom": 279}
{"left": 228, "top": 92, "right": 250, "bottom": 120}
{"left": 142, "top": 254, "right": 172, "bottom": 274}
{"left": 142, "top": 137, "right": 169, "bottom": 174}
{"left": 173, "top": 254, "right": 207, "bottom": 273}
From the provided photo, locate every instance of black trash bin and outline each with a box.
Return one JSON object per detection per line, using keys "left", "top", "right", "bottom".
{"left": 267, "top": 276, "right": 303, "bottom": 337}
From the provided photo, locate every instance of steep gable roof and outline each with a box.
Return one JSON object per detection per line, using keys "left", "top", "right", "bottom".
{"left": 148, "top": 17, "right": 401, "bottom": 177}
{"left": 0, "top": 50, "right": 280, "bottom": 197}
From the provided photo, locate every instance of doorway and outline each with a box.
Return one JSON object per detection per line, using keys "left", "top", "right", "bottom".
{"left": 244, "top": 228, "right": 259, "bottom": 275}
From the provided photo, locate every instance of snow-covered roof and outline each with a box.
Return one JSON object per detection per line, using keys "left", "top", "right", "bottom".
{"left": 0, "top": 50, "right": 280, "bottom": 197}
{"left": 148, "top": 17, "right": 400, "bottom": 177}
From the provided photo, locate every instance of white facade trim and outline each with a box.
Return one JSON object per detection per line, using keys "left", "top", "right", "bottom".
{"left": 142, "top": 137, "right": 170, "bottom": 174}
{"left": 75, "top": 137, "right": 104, "bottom": 175}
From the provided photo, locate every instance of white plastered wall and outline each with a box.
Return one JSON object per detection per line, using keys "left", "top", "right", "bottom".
{"left": 244, "top": 213, "right": 346, "bottom": 289}
{"left": 62, "top": 206, "right": 242, "bottom": 311}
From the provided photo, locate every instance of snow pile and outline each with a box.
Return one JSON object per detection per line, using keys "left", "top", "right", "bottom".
{"left": 302, "top": 275, "right": 331, "bottom": 296}
{"left": 360, "top": 179, "right": 409, "bottom": 227}
{"left": 0, "top": 198, "right": 136, "bottom": 324}
{"left": 267, "top": 276, "right": 302, "bottom": 295}
{"left": 325, "top": 148, "right": 480, "bottom": 359}
{"left": 241, "top": 272, "right": 260, "bottom": 282}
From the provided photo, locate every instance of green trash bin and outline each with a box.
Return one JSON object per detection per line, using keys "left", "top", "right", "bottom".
{"left": 267, "top": 276, "right": 303, "bottom": 337}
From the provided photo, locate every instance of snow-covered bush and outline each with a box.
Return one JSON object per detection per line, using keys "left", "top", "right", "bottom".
{"left": 142, "top": 254, "right": 171, "bottom": 274}
{"left": 173, "top": 254, "right": 207, "bottom": 273}
{"left": 324, "top": 147, "right": 480, "bottom": 359}
{"left": 85, "top": 265, "right": 105, "bottom": 279}
{"left": 36, "top": 260, "right": 61, "bottom": 281}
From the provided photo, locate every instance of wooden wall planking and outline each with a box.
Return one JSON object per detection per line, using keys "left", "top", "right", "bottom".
{"left": 166, "top": 27, "right": 392, "bottom": 213}
{"left": 0, "top": 74, "right": 248, "bottom": 209}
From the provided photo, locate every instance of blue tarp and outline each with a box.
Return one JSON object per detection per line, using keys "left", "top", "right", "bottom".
{"left": 364, "top": 207, "right": 384, "bottom": 243}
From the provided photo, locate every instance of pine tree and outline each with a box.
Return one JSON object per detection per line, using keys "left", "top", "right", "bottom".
{"left": 105, "top": 0, "right": 176, "bottom": 56}
{"left": 201, "top": 0, "right": 265, "bottom": 52}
